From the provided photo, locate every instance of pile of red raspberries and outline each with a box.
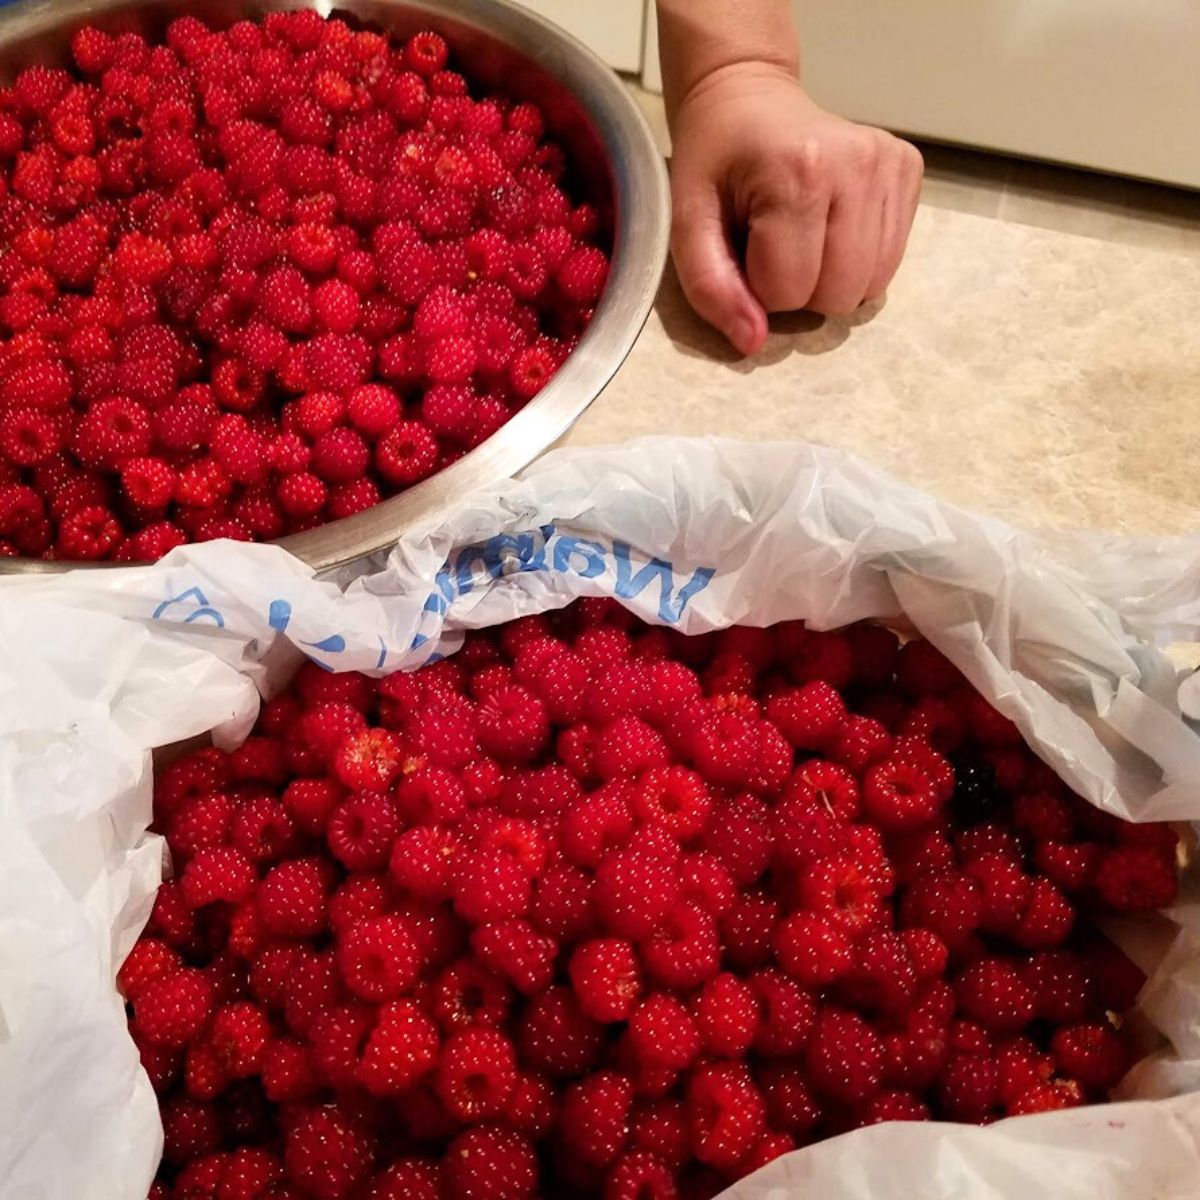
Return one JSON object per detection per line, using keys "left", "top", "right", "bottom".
{"left": 127, "top": 603, "right": 1180, "bottom": 1199}
{"left": 0, "top": 13, "right": 608, "bottom": 562}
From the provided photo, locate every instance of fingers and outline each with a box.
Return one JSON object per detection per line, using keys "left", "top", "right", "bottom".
{"left": 671, "top": 183, "right": 769, "bottom": 356}
{"left": 867, "top": 141, "right": 924, "bottom": 301}
{"left": 807, "top": 180, "right": 882, "bottom": 316}
{"left": 742, "top": 132, "right": 923, "bottom": 318}
{"left": 745, "top": 171, "right": 830, "bottom": 313}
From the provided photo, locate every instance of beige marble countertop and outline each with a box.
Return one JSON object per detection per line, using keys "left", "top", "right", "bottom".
{"left": 563, "top": 205, "right": 1200, "bottom": 537}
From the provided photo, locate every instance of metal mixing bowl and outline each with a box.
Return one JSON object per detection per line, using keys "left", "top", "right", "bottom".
{"left": 0, "top": 0, "right": 669, "bottom": 573}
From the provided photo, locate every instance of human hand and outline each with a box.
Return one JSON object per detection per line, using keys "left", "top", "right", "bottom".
{"left": 668, "top": 63, "right": 924, "bottom": 355}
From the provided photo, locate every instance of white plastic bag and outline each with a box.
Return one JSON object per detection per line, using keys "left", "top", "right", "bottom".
{"left": 4, "top": 437, "right": 1199, "bottom": 1199}
{"left": 0, "top": 599, "right": 259, "bottom": 1200}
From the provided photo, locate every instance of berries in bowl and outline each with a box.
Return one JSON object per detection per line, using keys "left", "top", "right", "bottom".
{"left": 0, "top": 2, "right": 668, "bottom": 569}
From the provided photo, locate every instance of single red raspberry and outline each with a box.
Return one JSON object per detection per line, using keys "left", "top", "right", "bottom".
{"left": 229, "top": 735, "right": 287, "bottom": 784}
{"left": 436, "top": 1025, "right": 519, "bottom": 1122}
{"left": 208, "top": 1000, "right": 270, "bottom": 1078}
{"left": 432, "top": 957, "right": 514, "bottom": 1033}
{"left": 328, "top": 477, "right": 382, "bottom": 520}
{"left": 554, "top": 244, "right": 608, "bottom": 305}
{"left": 899, "top": 696, "right": 967, "bottom": 754}
{"left": 639, "top": 902, "right": 720, "bottom": 992}
{"left": 962, "top": 852, "right": 1031, "bottom": 935}
{"left": 567, "top": 937, "right": 642, "bottom": 1022}
{"left": 689, "top": 972, "right": 757, "bottom": 1058}
{"left": 327, "top": 875, "right": 392, "bottom": 937}
{"left": 471, "top": 919, "right": 557, "bottom": 995}
{"left": 279, "top": 778, "right": 343, "bottom": 837}
{"left": 473, "top": 684, "right": 549, "bottom": 763}
{"left": 688, "top": 710, "right": 759, "bottom": 787}
{"left": 1020, "top": 949, "right": 1095, "bottom": 1023}
{"left": 686, "top": 1062, "right": 766, "bottom": 1172}
{"left": 1050, "top": 1022, "right": 1127, "bottom": 1091}
{"left": 394, "top": 766, "right": 469, "bottom": 824}
{"left": 376, "top": 419, "right": 440, "bottom": 485}
{"left": 1012, "top": 876, "right": 1076, "bottom": 949}
{"left": 160, "top": 1097, "right": 220, "bottom": 1166}
{"left": 421, "top": 383, "right": 476, "bottom": 439}
{"left": 326, "top": 791, "right": 399, "bottom": 871}
{"left": 743, "top": 968, "right": 814, "bottom": 1057}
{"left": 595, "top": 848, "right": 680, "bottom": 940}
{"left": 861, "top": 755, "right": 943, "bottom": 832}
{"left": 453, "top": 846, "right": 531, "bottom": 924}
{"left": 72, "top": 26, "right": 116, "bottom": 73}
{"left": 858, "top": 1089, "right": 930, "bottom": 1125}
{"left": 166, "top": 789, "right": 234, "bottom": 860}
{"left": 314, "top": 998, "right": 374, "bottom": 1094}
{"left": 840, "top": 929, "right": 918, "bottom": 1015}
{"left": 118, "top": 938, "right": 182, "bottom": 1001}
{"left": 126, "top": 520, "right": 188, "bottom": 562}
{"left": 697, "top": 793, "right": 771, "bottom": 889}
{"left": 899, "top": 868, "right": 983, "bottom": 952}
{"left": 531, "top": 863, "right": 596, "bottom": 942}
{"left": 71, "top": 395, "right": 153, "bottom": 470}
{"left": 603, "top": 1152, "right": 677, "bottom": 1200}
{"left": 344, "top": 383, "right": 401, "bottom": 439}
{"left": 133, "top": 966, "right": 214, "bottom": 1048}
{"left": 993, "top": 1035, "right": 1055, "bottom": 1107}
{"left": 557, "top": 1071, "right": 635, "bottom": 1171}
{"left": 333, "top": 727, "right": 404, "bottom": 791}
{"left": 804, "top": 1008, "right": 885, "bottom": 1105}
{"left": 337, "top": 914, "right": 420, "bottom": 1001}
{"left": 259, "top": 857, "right": 331, "bottom": 938}
{"left": 518, "top": 985, "right": 603, "bottom": 1079}
{"left": 442, "top": 1126, "right": 538, "bottom": 1200}
{"left": 387, "top": 825, "right": 461, "bottom": 902}
{"left": 180, "top": 844, "right": 257, "bottom": 908}
{"left": 1033, "top": 840, "right": 1102, "bottom": 892}
{"left": 1006, "top": 1079, "right": 1084, "bottom": 1115}
{"left": 897, "top": 928, "right": 948, "bottom": 982}
{"left": 359, "top": 1159, "right": 443, "bottom": 1200}
{"left": 627, "top": 993, "right": 700, "bottom": 1071}
{"left": 1092, "top": 844, "right": 1178, "bottom": 913}
{"left": 936, "top": 1049, "right": 997, "bottom": 1122}
{"left": 793, "top": 854, "right": 885, "bottom": 936}
{"left": 751, "top": 1067, "right": 819, "bottom": 1144}
{"left": 956, "top": 957, "right": 1036, "bottom": 1032}
{"left": 766, "top": 680, "right": 845, "bottom": 750}
{"left": 1012, "top": 789, "right": 1075, "bottom": 842}
{"left": 770, "top": 911, "right": 850, "bottom": 987}
{"left": 284, "top": 1106, "right": 374, "bottom": 1200}
{"left": 593, "top": 716, "right": 671, "bottom": 781}
{"left": 311, "top": 426, "right": 370, "bottom": 484}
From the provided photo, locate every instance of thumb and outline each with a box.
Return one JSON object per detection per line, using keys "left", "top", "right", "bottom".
{"left": 671, "top": 182, "right": 768, "bottom": 356}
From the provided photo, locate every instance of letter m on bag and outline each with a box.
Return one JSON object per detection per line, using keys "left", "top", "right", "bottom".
{"left": 612, "top": 542, "right": 715, "bottom": 623}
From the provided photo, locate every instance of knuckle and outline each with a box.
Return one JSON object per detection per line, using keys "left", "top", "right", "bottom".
{"left": 684, "top": 268, "right": 730, "bottom": 315}
{"left": 846, "top": 131, "right": 883, "bottom": 173}
{"left": 903, "top": 141, "right": 926, "bottom": 175}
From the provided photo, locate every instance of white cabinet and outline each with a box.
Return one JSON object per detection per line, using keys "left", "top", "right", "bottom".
{"left": 512, "top": 0, "right": 648, "bottom": 74}
{"left": 793, "top": 0, "right": 1200, "bottom": 189}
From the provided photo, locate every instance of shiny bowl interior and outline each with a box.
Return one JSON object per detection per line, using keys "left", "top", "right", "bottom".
{"left": 0, "top": 0, "right": 669, "bottom": 573}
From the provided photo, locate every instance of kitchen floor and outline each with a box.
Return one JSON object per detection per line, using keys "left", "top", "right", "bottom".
{"left": 563, "top": 85, "right": 1200, "bottom": 539}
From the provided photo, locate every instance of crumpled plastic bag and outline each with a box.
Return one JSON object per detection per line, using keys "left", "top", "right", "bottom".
{"left": 0, "top": 600, "right": 259, "bottom": 1200}
{"left": 3, "top": 437, "right": 1199, "bottom": 1200}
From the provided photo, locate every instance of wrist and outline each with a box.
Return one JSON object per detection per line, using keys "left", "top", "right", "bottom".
{"left": 657, "top": 0, "right": 800, "bottom": 124}
{"left": 668, "top": 60, "right": 808, "bottom": 132}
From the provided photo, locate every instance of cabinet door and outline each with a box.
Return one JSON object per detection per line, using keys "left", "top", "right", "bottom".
{"left": 512, "top": 0, "right": 647, "bottom": 74}
{"left": 792, "top": 0, "right": 1200, "bottom": 188}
